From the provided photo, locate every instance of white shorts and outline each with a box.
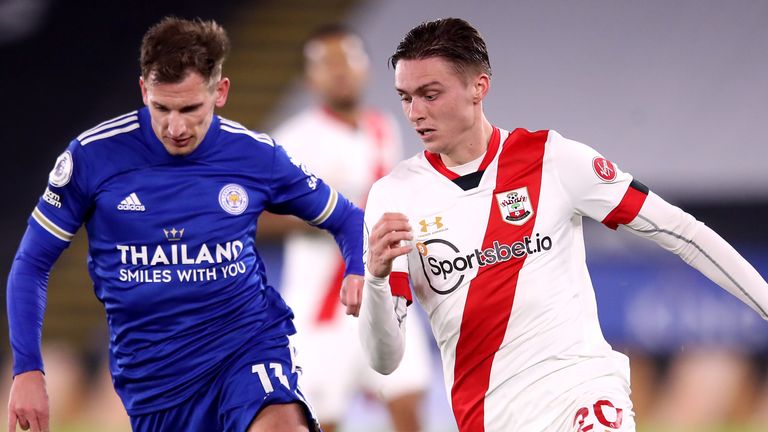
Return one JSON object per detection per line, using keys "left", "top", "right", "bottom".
{"left": 292, "top": 313, "right": 432, "bottom": 423}
{"left": 556, "top": 374, "right": 636, "bottom": 432}
{"left": 483, "top": 356, "right": 635, "bottom": 431}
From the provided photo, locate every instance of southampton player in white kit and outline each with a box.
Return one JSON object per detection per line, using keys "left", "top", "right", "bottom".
{"left": 359, "top": 18, "right": 768, "bottom": 431}
{"left": 269, "top": 25, "right": 431, "bottom": 432}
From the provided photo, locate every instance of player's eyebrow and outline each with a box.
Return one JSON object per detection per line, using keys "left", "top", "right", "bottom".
{"left": 179, "top": 103, "right": 204, "bottom": 113}
{"left": 396, "top": 81, "right": 442, "bottom": 95}
{"left": 153, "top": 102, "right": 204, "bottom": 113}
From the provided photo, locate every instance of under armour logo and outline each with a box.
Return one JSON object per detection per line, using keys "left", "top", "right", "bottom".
{"left": 419, "top": 217, "right": 443, "bottom": 233}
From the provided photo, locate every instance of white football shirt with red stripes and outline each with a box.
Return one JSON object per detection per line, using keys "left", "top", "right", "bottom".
{"left": 274, "top": 107, "right": 401, "bottom": 325}
{"left": 363, "top": 127, "right": 648, "bottom": 430}
{"left": 273, "top": 107, "right": 433, "bottom": 419}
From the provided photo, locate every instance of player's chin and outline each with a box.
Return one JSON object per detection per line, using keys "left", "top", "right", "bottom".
{"left": 163, "top": 141, "right": 196, "bottom": 156}
{"left": 421, "top": 137, "right": 443, "bottom": 153}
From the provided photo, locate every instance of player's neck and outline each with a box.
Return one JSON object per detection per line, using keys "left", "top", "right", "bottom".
{"left": 321, "top": 104, "right": 361, "bottom": 129}
{"left": 440, "top": 117, "right": 494, "bottom": 167}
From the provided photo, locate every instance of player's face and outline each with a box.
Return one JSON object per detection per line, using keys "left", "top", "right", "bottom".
{"left": 395, "top": 57, "right": 488, "bottom": 159}
{"left": 140, "top": 71, "right": 230, "bottom": 156}
{"left": 305, "top": 34, "right": 369, "bottom": 111}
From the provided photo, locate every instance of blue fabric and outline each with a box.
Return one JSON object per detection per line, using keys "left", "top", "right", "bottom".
{"left": 7, "top": 225, "right": 69, "bottom": 374}
{"left": 129, "top": 333, "right": 319, "bottom": 431}
{"left": 6, "top": 107, "right": 362, "bottom": 415}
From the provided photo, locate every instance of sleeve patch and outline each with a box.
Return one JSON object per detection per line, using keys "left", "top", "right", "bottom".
{"left": 48, "top": 151, "right": 73, "bottom": 187}
{"left": 592, "top": 157, "right": 617, "bottom": 182}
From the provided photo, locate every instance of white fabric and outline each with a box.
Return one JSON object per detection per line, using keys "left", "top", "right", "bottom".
{"left": 359, "top": 274, "right": 407, "bottom": 374}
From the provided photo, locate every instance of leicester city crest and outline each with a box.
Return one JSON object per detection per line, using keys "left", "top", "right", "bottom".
{"left": 495, "top": 187, "right": 534, "bottom": 226}
{"left": 219, "top": 183, "right": 249, "bottom": 215}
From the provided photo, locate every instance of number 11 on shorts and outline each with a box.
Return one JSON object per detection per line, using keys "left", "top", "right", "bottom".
{"left": 252, "top": 362, "right": 290, "bottom": 393}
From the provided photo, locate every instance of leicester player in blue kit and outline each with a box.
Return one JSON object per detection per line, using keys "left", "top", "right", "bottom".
{"left": 6, "top": 17, "right": 364, "bottom": 432}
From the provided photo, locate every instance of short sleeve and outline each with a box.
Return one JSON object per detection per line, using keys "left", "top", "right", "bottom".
{"left": 551, "top": 131, "right": 648, "bottom": 229}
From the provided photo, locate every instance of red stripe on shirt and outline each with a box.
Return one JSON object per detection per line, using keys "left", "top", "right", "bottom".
{"left": 425, "top": 150, "right": 460, "bottom": 180}
{"left": 450, "top": 128, "right": 548, "bottom": 431}
{"left": 315, "top": 258, "right": 346, "bottom": 323}
{"left": 601, "top": 184, "right": 648, "bottom": 230}
{"left": 362, "top": 110, "right": 389, "bottom": 180}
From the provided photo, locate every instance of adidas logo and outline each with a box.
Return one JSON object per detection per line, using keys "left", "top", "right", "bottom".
{"left": 118, "top": 192, "right": 146, "bottom": 211}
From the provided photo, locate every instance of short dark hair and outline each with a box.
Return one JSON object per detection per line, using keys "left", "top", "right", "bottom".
{"left": 140, "top": 16, "right": 230, "bottom": 85}
{"left": 390, "top": 18, "right": 491, "bottom": 78}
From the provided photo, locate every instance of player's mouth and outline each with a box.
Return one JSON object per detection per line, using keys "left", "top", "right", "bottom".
{"left": 416, "top": 128, "right": 436, "bottom": 140}
{"left": 167, "top": 136, "right": 193, "bottom": 148}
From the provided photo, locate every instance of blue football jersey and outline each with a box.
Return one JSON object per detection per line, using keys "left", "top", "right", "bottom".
{"left": 29, "top": 108, "right": 346, "bottom": 414}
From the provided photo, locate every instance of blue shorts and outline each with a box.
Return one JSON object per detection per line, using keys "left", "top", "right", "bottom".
{"left": 130, "top": 335, "right": 319, "bottom": 432}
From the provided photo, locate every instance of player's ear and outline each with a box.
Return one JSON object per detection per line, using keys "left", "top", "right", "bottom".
{"left": 472, "top": 73, "right": 490, "bottom": 104}
{"left": 139, "top": 76, "right": 149, "bottom": 106}
{"left": 214, "top": 77, "right": 230, "bottom": 108}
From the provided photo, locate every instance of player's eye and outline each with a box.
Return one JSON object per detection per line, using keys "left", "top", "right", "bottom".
{"left": 398, "top": 93, "right": 411, "bottom": 103}
{"left": 424, "top": 93, "right": 438, "bottom": 101}
{"left": 180, "top": 104, "right": 203, "bottom": 114}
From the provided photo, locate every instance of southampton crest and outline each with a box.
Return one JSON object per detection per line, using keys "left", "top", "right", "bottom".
{"left": 495, "top": 187, "right": 534, "bottom": 226}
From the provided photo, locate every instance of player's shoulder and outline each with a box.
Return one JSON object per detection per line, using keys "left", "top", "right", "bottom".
{"left": 504, "top": 127, "right": 599, "bottom": 158}
{"left": 217, "top": 116, "right": 276, "bottom": 150}
{"left": 539, "top": 129, "right": 606, "bottom": 161}
{"left": 499, "top": 127, "right": 556, "bottom": 148}
{"left": 73, "top": 110, "right": 143, "bottom": 152}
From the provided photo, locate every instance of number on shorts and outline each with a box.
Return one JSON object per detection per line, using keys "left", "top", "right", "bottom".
{"left": 251, "top": 362, "right": 290, "bottom": 393}
{"left": 573, "top": 399, "right": 623, "bottom": 431}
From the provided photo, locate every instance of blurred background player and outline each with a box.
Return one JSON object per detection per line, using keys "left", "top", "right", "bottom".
{"left": 263, "top": 24, "right": 432, "bottom": 432}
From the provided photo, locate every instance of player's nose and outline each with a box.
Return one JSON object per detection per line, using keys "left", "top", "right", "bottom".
{"left": 407, "top": 99, "right": 426, "bottom": 123}
{"left": 167, "top": 112, "right": 187, "bottom": 137}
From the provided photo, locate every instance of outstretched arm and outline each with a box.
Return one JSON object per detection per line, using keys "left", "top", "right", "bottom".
{"left": 7, "top": 225, "right": 69, "bottom": 432}
{"left": 358, "top": 212, "right": 413, "bottom": 374}
{"left": 624, "top": 192, "right": 768, "bottom": 318}
{"left": 265, "top": 142, "right": 366, "bottom": 315}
